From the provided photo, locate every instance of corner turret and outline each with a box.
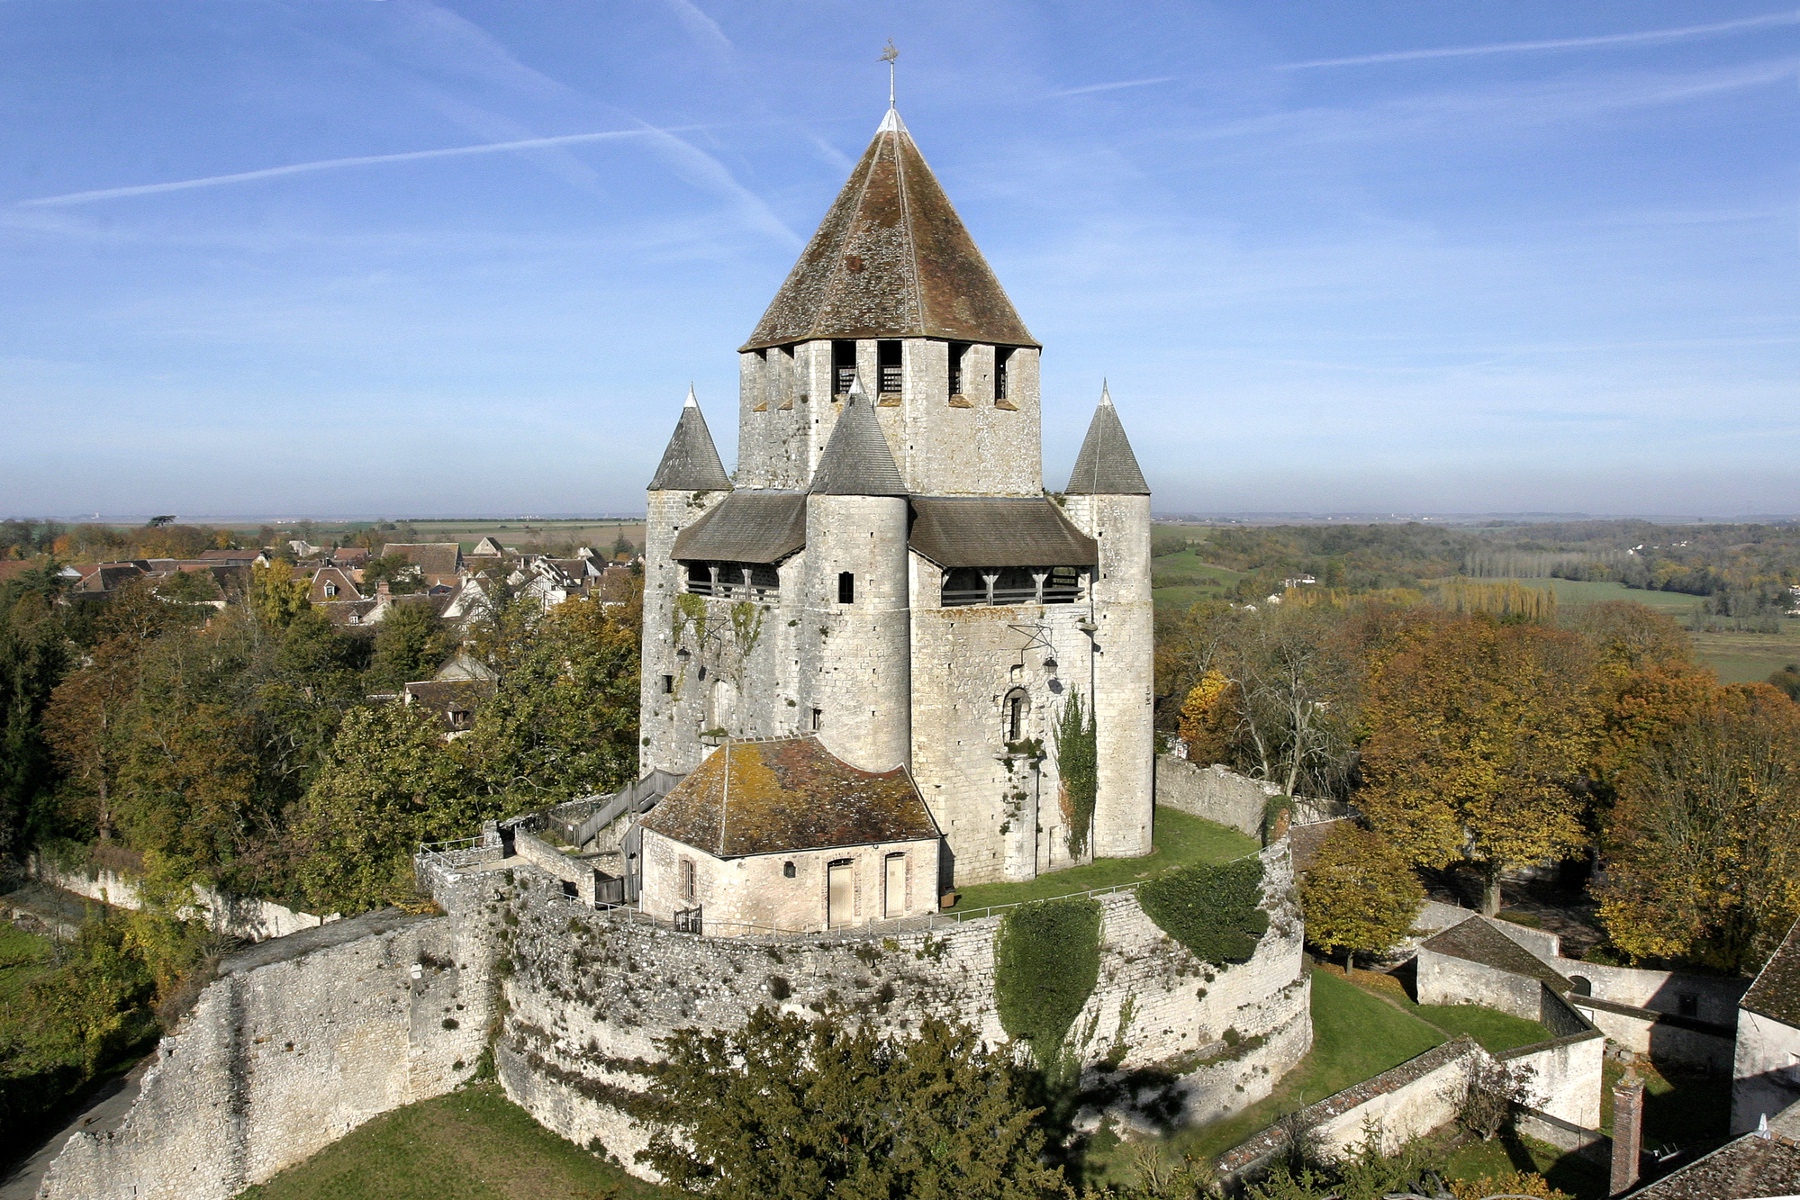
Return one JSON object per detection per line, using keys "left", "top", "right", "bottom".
{"left": 649, "top": 385, "right": 732, "bottom": 493}
{"left": 1065, "top": 383, "right": 1149, "bottom": 496}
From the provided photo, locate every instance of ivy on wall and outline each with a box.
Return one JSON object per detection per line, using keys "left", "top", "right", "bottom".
{"left": 1055, "top": 691, "right": 1097, "bottom": 857}
{"left": 993, "top": 896, "right": 1101, "bottom": 1080}
{"left": 1136, "top": 858, "right": 1269, "bottom": 965}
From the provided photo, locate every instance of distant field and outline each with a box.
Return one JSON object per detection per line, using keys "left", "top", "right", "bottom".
{"left": 215, "top": 518, "right": 648, "bottom": 555}
{"left": 1150, "top": 550, "right": 1244, "bottom": 610}
{"left": 1689, "top": 624, "right": 1800, "bottom": 684}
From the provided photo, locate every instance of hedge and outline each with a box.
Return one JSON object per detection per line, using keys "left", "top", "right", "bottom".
{"left": 1136, "top": 857, "right": 1268, "bottom": 964}
{"left": 992, "top": 896, "right": 1101, "bottom": 1077}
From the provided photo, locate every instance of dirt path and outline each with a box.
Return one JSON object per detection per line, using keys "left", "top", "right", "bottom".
{"left": 0, "top": 1056, "right": 150, "bottom": 1200}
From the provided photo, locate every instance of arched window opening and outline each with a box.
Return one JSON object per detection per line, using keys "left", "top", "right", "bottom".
{"left": 1005, "top": 688, "right": 1029, "bottom": 743}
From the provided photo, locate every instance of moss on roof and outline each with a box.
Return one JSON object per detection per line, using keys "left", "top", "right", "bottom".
{"left": 640, "top": 736, "right": 939, "bottom": 858}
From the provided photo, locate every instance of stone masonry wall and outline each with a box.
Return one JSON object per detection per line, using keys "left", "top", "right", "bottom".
{"left": 27, "top": 853, "right": 334, "bottom": 943}
{"left": 455, "top": 841, "right": 1309, "bottom": 1181}
{"left": 35, "top": 903, "right": 499, "bottom": 1200}
{"left": 1152, "top": 758, "right": 1280, "bottom": 839}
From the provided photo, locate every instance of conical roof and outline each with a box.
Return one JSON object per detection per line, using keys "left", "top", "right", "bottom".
{"left": 648, "top": 386, "right": 732, "bottom": 492}
{"left": 742, "top": 109, "right": 1037, "bottom": 352}
{"left": 809, "top": 378, "right": 907, "bottom": 496}
{"left": 1065, "top": 384, "right": 1149, "bottom": 495}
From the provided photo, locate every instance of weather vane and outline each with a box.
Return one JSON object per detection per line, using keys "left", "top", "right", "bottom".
{"left": 880, "top": 39, "right": 898, "bottom": 108}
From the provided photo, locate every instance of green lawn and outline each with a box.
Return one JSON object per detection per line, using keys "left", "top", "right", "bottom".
{"left": 1688, "top": 624, "right": 1800, "bottom": 684}
{"left": 1151, "top": 551, "right": 1244, "bottom": 610}
{"left": 1440, "top": 1131, "right": 1608, "bottom": 1200}
{"left": 0, "top": 923, "right": 55, "bottom": 1010}
{"left": 944, "top": 809, "right": 1259, "bottom": 915}
{"left": 1345, "top": 972, "right": 1552, "bottom": 1053}
{"left": 238, "top": 1081, "right": 670, "bottom": 1200}
{"left": 1525, "top": 578, "right": 1701, "bottom": 613}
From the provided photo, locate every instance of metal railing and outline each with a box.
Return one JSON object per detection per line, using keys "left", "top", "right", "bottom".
{"left": 941, "top": 584, "right": 1081, "bottom": 608}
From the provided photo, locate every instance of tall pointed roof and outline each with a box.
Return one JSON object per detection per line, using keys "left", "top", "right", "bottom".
{"left": 648, "top": 386, "right": 732, "bottom": 492}
{"left": 1065, "top": 384, "right": 1149, "bottom": 495}
{"left": 741, "top": 110, "right": 1038, "bottom": 352}
{"left": 809, "top": 378, "right": 907, "bottom": 496}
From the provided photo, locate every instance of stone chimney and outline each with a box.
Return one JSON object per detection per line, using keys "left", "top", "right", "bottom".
{"left": 1610, "top": 1067, "right": 1645, "bottom": 1196}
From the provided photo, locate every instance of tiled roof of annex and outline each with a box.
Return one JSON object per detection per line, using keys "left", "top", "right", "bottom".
{"left": 640, "top": 736, "right": 939, "bottom": 859}
{"left": 1743, "top": 915, "right": 1800, "bottom": 1028}
{"left": 1419, "top": 915, "right": 1570, "bottom": 992}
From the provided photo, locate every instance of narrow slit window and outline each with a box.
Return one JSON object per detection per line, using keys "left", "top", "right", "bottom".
{"left": 661, "top": 674, "right": 674, "bottom": 695}
{"left": 948, "top": 342, "right": 968, "bottom": 397}
{"left": 995, "top": 347, "right": 1014, "bottom": 400}
{"left": 1006, "top": 689, "right": 1027, "bottom": 742}
{"left": 877, "top": 340, "right": 902, "bottom": 395}
{"left": 838, "top": 571, "right": 855, "bottom": 604}
{"left": 832, "top": 340, "right": 857, "bottom": 396}
{"left": 811, "top": 707, "right": 823, "bottom": 732}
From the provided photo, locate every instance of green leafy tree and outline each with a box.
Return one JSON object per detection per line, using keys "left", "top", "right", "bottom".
{"left": 639, "top": 1009, "right": 1073, "bottom": 1200}
{"left": 460, "top": 593, "right": 639, "bottom": 807}
{"left": 367, "top": 602, "right": 449, "bottom": 690}
{"left": 0, "top": 564, "right": 73, "bottom": 856}
{"left": 1298, "top": 823, "right": 1423, "bottom": 971}
{"left": 248, "top": 561, "right": 310, "bottom": 628}
{"left": 292, "top": 702, "right": 481, "bottom": 913}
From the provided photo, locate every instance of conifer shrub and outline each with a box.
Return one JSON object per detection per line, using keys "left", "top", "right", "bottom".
{"left": 1054, "top": 691, "right": 1097, "bottom": 857}
{"left": 1136, "top": 857, "right": 1268, "bottom": 964}
{"left": 992, "top": 896, "right": 1101, "bottom": 1078}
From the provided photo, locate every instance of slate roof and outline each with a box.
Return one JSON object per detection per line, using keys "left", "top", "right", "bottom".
{"left": 1632, "top": 1100, "right": 1800, "bottom": 1199}
{"left": 308, "top": 566, "right": 363, "bottom": 604}
{"left": 809, "top": 383, "right": 907, "bottom": 496}
{"left": 640, "top": 736, "right": 940, "bottom": 858}
{"left": 742, "top": 108, "right": 1037, "bottom": 352}
{"left": 1419, "top": 916, "right": 1571, "bottom": 991}
{"left": 1287, "top": 818, "right": 1351, "bottom": 875}
{"left": 649, "top": 388, "right": 733, "bottom": 493}
{"left": 908, "top": 497, "right": 1097, "bottom": 568}
{"left": 380, "top": 543, "right": 463, "bottom": 578}
{"left": 673, "top": 492, "right": 809, "bottom": 564}
{"left": 1743, "top": 915, "right": 1800, "bottom": 1027}
{"left": 1065, "top": 386, "right": 1149, "bottom": 495}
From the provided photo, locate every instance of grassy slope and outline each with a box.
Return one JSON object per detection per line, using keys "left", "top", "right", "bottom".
{"left": 238, "top": 1081, "right": 671, "bottom": 1200}
{"left": 944, "top": 809, "right": 1259, "bottom": 914}
{"left": 0, "top": 923, "right": 54, "bottom": 1011}
{"left": 1151, "top": 550, "right": 1244, "bottom": 610}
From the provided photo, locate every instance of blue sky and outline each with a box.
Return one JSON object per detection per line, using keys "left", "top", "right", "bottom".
{"left": 1, "top": 2, "right": 1795, "bottom": 519}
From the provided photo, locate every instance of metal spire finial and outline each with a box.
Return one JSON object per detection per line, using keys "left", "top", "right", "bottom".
{"left": 880, "top": 39, "right": 898, "bottom": 108}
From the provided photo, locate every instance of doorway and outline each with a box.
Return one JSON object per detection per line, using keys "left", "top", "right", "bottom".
{"left": 883, "top": 854, "right": 905, "bottom": 919}
{"left": 827, "top": 860, "right": 854, "bottom": 928}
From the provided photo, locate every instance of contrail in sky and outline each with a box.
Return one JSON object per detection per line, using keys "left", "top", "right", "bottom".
{"left": 1054, "top": 77, "right": 1178, "bottom": 96}
{"left": 18, "top": 127, "right": 695, "bottom": 207}
{"left": 1283, "top": 11, "right": 1800, "bottom": 69}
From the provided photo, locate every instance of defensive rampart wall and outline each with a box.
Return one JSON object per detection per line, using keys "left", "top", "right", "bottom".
{"left": 35, "top": 904, "right": 499, "bottom": 1200}
{"left": 459, "top": 841, "right": 1310, "bottom": 1181}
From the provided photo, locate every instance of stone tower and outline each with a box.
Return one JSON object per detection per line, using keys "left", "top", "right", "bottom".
{"left": 639, "top": 106, "right": 1154, "bottom": 888}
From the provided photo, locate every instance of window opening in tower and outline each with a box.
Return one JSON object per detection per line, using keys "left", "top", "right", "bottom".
{"left": 832, "top": 340, "right": 857, "bottom": 396}
{"left": 948, "top": 341, "right": 968, "bottom": 397}
{"left": 994, "top": 347, "right": 1014, "bottom": 400}
{"left": 877, "top": 340, "right": 903, "bottom": 396}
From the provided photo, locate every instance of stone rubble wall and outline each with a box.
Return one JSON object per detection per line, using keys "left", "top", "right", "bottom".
{"left": 461, "top": 841, "right": 1309, "bottom": 1181}
{"left": 1153, "top": 758, "right": 1279, "bottom": 839}
{"left": 35, "top": 904, "right": 499, "bottom": 1200}
{"left": 27, "top": 852, "right": 335, "bottom": 943}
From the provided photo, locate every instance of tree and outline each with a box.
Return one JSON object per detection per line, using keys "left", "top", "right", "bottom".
{"left": 291, "top": 702, "right": 480, "bottom": 913}
{"left": 1596, "top": 682, "right": 1800, "bottom": 971}
{"left": 460, "top": 593, "right": 639, "bottom": 808}
{"left": 1224, "top": 606, "right": 1357, "bottom": 800}
{"left": 1177, "top": 670, "right": 1240, "bottom": 766}
{"left": 1769, "top": 663, "right": 1800, "bottom": 702}
{"left": 247, "top": 561, "right": 309, "bottom": 629}
{"left": 0, "top": 564, "right": 72, "bottom": 857}
{"left": 367, "top": 602, "right": 448, "bottom": 690}
{"left": 1358, "top": 617, "right": 1600, "bottom": 914}
{"left": 1297, "top": 823, "right": 1423, "bottom": 971}
{"left": 639, "top": 1010, "right": 1073, "bottom": 1200}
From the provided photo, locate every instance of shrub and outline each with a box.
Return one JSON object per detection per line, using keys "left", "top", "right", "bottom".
{"left": 1055, "top": 691, "right": 1097, "bottom": 857}
{"left": 1137, "top": 857, "right": 1268, "bottom": 964}
{"left": 992, "top": 897, "right": 1101, "bottom": 1079}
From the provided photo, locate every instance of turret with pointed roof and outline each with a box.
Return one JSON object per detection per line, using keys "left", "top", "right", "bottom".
{"left": 649, "top": 386, "right": 732, "bottom": 492}
{"left": 809, "top": 377, "right": 907, "bottom": 496}
{"left": 1066, "top": 384, "right": 1150, "bottom": 496}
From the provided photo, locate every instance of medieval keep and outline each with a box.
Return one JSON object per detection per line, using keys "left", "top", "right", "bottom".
{"left": 636, "top": 107, "right": 1154, "bottom": 934}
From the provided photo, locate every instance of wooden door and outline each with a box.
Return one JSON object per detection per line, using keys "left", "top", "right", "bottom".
{"left": 827, "top": 861, "right": 854, "bottom": 928}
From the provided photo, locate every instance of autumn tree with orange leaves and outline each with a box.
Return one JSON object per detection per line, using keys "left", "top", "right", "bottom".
{"left": 1358, "top": 616, "right": 1602, "bottom": 915}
